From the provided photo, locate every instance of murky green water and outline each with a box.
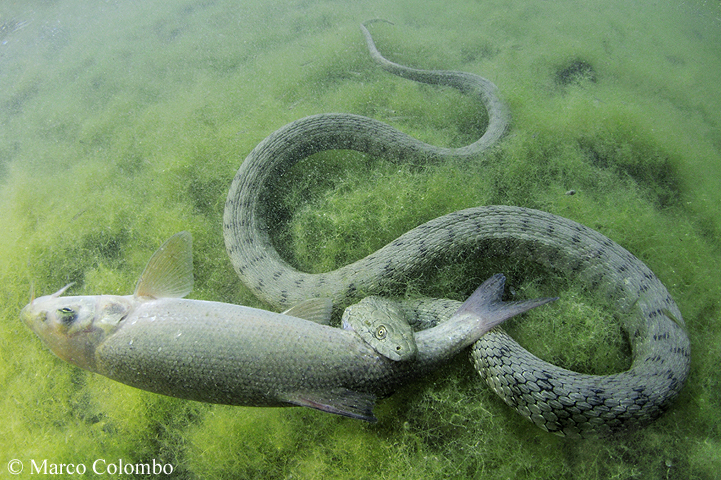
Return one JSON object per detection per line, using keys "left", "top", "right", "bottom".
{"left": 1, "top": 0, "right": 719, "bottom": 478}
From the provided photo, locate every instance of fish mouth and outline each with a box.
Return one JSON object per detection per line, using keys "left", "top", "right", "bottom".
{"left": 21, "top": 283, "right": 72, "bottom": 328}
{"left": 19, "top": 304, "right": 33, "bottom": 329}
{"left": 20, "top": 302, "right": 47, "bottom": 330}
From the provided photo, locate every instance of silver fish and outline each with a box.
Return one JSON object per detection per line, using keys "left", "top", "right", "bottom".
{"left": 21, "top": 232, "right": 555, "bottom": 421}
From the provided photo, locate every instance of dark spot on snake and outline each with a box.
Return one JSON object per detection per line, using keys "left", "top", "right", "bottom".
{"left": 497, "top": 346, "right": 512, "bottom": 356}
{"left": 536, "top": 379, "right": 554, "bottom": 391}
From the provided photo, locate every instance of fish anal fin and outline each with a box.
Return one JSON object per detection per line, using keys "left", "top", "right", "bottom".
{"left": 134, "top": 232, "right": 194, "bottom": 299}
{"left": 281, "top": 298, "right": 333, "bottom": 325}
{"left": 285, "top": 388, "right": 377, "bottom": 422}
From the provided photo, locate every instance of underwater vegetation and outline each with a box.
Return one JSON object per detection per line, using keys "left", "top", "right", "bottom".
{"left": 1, "top": 0, "right": 720, "bottom": 478}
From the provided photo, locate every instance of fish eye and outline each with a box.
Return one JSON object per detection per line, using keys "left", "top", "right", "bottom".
{"left": 375, "top": 325, "right": 387, "bottom": 340}
{"left": 57, "top": 307, "right": 77, "bottom": 325}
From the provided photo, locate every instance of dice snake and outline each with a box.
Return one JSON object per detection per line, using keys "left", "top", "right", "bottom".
{"left": 222, "top": 21, "right": 690, "bottom": 437}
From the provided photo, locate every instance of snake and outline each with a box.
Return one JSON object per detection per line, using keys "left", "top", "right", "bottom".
{"left": 222, "top": 21, "right": 690, "bottom": 437}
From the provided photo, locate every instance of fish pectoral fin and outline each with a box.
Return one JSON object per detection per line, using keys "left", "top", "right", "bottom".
{"left": 134, "top": 232, "right": 194, "bottom": 299}
{"left": 281, "top": 298, "right": 333, "bottom": 325}
{"left": 285, "top": 388, "right": 377, "bottom": 422}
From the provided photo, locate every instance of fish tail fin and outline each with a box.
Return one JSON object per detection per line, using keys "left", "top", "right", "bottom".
{"left": 454, "top": 274, "right": 557, "bottom": 336}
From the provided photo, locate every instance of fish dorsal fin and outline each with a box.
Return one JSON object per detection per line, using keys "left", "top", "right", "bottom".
{"left": 134, "top": 232, "right": 193, "bottom": 299}
{"left": 341, "top": 296, "right": 418, "bottom": 361}
{"left": 281, "top": 298, "right": 333, "bottom": 325}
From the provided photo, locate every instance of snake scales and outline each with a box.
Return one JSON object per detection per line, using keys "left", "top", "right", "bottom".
{"left": 223, "top": 21, "right": 690, "bottom": 437}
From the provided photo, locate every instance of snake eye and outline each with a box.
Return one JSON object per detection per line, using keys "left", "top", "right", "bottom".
{"left": 57, "top": 307, "right": 77, "bottom": 325}
{"left": 375, "top": 325, "right": 387, "bottom": 340}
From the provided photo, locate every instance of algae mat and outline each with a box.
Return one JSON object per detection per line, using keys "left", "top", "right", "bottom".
{"left": 1, "top": 0, "right": 720, "bottom": 478}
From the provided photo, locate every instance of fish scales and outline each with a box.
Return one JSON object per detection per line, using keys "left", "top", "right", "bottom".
{"left": 96, "top": 298, "right": 403, "bottom": 406}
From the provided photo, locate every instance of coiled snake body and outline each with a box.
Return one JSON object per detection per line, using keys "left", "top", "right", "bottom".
{"left": 223, "top": 22, "right": 690, "bottom": 437}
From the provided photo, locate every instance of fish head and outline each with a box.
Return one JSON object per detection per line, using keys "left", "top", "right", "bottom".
{"left": 21, "top": 285, "right": 133, "bottom": 371}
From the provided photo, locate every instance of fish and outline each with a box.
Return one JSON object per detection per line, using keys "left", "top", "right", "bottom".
{"left": 20, "top": 232, "right": 555, "bottom": 421}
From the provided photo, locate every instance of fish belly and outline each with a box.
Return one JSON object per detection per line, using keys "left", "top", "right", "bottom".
{"left": 94, "top": 299, "right": 396, "bottom": 407}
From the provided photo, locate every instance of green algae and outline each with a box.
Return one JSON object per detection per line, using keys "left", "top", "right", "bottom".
{"left": 1, "top": 0, "right": 720, "bottom": 478}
